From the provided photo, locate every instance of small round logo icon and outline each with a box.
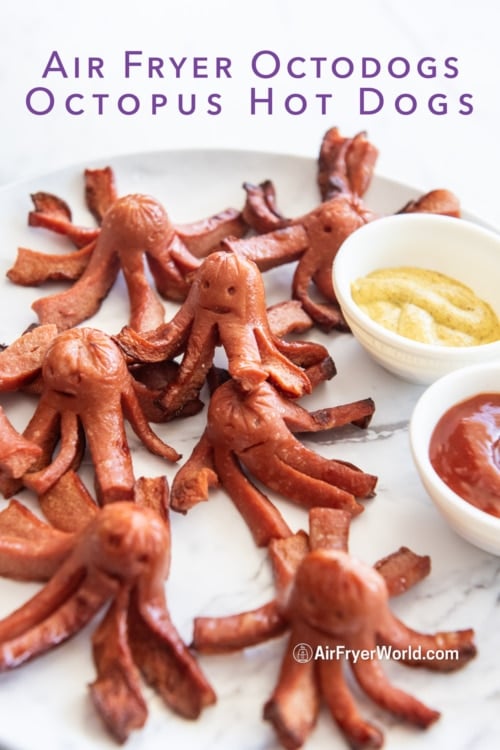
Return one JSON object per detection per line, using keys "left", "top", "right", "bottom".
{"left": 292, "top": 642, "right": 314, "bottom": 663}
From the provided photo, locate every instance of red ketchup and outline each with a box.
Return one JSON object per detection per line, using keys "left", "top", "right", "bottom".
{"left": 429, "top": 393, "right": 500, "bottom": 517}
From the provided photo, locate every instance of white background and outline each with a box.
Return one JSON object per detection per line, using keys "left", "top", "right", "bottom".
{"left": 1, "top": 0, "right": 499, "bottom": 226}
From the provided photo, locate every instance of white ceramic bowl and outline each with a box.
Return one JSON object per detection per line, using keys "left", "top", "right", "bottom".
{"left": 332, "top": 213, "right": 500, "bottom": 384}
{"left": 410, "top": 362, "right": 500, "bottom": 555}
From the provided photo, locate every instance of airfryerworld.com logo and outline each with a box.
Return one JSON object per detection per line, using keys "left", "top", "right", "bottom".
{"left": 292, "top": 643, "right": 461, "bottom": 664}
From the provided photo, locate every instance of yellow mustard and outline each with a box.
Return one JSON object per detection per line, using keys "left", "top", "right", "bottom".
{"left": 351, "top": 266, "right": 500, "bottom": 346}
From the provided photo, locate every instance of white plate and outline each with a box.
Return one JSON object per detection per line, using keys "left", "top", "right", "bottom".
{"left": 0, "top": 151, "right": 498, "bottom": 750}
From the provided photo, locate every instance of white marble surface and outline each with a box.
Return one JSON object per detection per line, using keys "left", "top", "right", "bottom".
{"left": 0, "top": 2, "right": 499, "bottom": 749}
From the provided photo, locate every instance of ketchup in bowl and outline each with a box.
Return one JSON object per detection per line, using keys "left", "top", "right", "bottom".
{"left": 430, "top": 393, "right": 500, "bottom": 517}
